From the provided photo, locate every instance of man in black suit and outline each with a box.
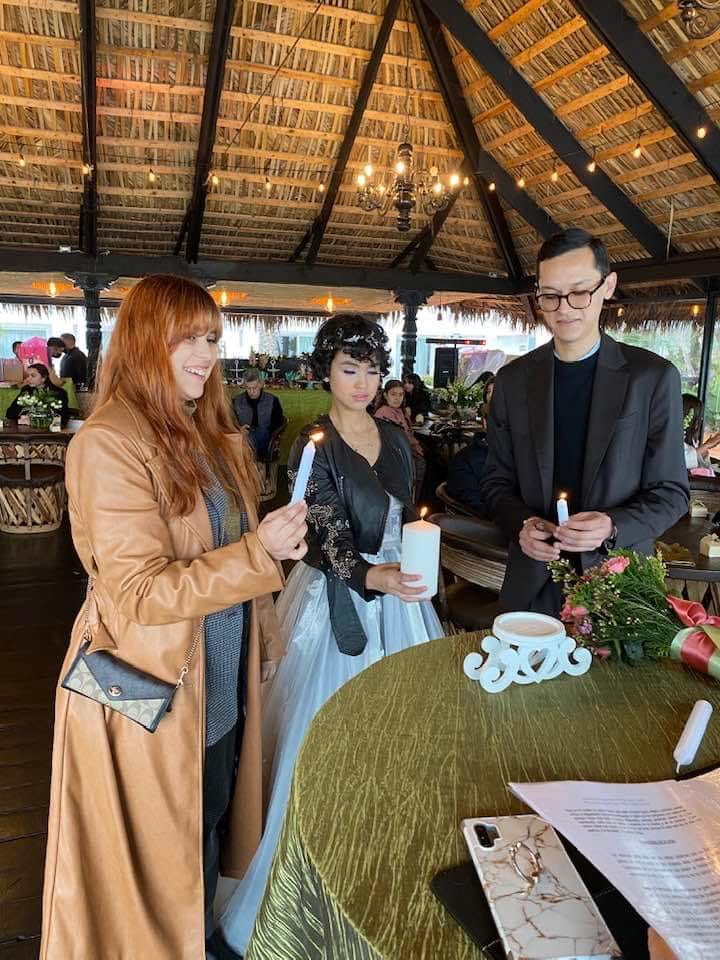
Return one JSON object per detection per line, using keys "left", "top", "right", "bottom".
{"left": 60, "top": 333, "right": 88, "bottom": 386}
{"left": 481, "top": 228, "right": 688, "bottom": 614}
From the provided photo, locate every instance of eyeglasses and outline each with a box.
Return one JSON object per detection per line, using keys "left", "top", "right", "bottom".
{"left": 534, "top": 277, "right": 607, "bottom": 313}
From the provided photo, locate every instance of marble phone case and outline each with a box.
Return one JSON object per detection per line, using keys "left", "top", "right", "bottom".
{"left": 462, "top": 815, "right": 622, "bottom": 960}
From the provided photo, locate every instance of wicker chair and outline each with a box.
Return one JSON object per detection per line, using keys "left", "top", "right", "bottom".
{"left": 0, "top": 463, "right": 65, "bottom": 534}
{"left": 429, "top": 513, "right": 508, "bottom": 633}
{"left": 258, "top": 417, "right": 288, "bottom": 503}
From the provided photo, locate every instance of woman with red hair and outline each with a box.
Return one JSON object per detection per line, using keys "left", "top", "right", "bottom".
{"left": 41, "top": 275, "right": 307, "bottom": 960}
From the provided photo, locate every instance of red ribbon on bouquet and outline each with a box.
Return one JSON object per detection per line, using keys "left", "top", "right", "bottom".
{"left": 667, "top": 596, "right": 720, "bottom": 679}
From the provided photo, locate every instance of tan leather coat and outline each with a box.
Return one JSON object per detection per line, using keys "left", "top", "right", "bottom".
{"left": 40, "top": 397, "right": 284, "bottom": 960}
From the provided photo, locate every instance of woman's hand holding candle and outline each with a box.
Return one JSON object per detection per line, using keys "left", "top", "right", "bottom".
{"left": 257, "top": 501, "right": 309, "bottom": 561}
{"left": 365, "top": 563, "right": 426, "bottom": 602}
{"left": 400, "top": 508, "right": 441, "bottom": 599}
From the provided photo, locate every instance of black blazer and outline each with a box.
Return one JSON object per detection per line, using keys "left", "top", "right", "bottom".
{"left": 288, "top": 415, "right": 416, "bottom": 655}
{"left": 481, "top": 334, "right": 689, "bottom": 611}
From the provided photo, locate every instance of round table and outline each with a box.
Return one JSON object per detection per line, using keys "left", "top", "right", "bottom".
{"left": 659, "top": 515, "right": 720, "bottom": 612}
{"left": 0, "top": 421, "right": 83, "bottom": 479}
{"left": 247, "top": 633, "right": 720, "bottom": 960}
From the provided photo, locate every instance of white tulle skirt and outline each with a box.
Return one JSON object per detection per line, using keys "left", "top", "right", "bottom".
{"left": 220, "top": 499, "right": 442, "bottom": 953}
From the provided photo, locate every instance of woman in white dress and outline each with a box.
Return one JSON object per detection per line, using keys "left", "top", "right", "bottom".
{"left": 221, "top": 315, "right": 443, "bottom": 954}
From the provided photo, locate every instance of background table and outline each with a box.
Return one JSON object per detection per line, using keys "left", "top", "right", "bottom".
{"left": 0, "top": 378, "right": 80, "bottom": 418}
{"left": 248, "top": 633, "right": 720, "bottom": 960}
{"left": 660, "top": 514, "right": 720, "bottom": 610}
{"left": 0, "top": 421, "right": 83, "bottom": 477}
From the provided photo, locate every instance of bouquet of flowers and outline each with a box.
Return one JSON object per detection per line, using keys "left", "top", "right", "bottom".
{"left": 20, "top": 389, "right": 63, "bottom": 426}
{"left": 433, "top": 379, "right": 484, "bottom": 411}
{"left": 551, "top": 550, "right": 720, "bottom": 679}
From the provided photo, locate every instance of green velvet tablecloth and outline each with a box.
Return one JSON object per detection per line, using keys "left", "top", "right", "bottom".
{"left": 247, "top": 633, "right": 720, "bottom": 960}
{"left": 0, "top": 379, "right": 79, "bottom": 418}
{"left": 226, "top": 386, "right": 330, "bottom": 463}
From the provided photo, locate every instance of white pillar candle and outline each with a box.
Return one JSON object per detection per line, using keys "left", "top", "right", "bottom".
{"left": 401, "top": 508, "right": 441, "bottom": 600}
{"left": 291, "top": 431, "right": 324, "bottom": 503}
{"left": 556, "top": 492, "right": 569, "bottom": 526}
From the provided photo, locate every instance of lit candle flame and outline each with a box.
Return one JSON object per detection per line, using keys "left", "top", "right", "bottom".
{"left": 559, "top": 492, "right": 567, "bottom": 502}
{"left": 420, "top": 506, "right": 428, "bottom": 519}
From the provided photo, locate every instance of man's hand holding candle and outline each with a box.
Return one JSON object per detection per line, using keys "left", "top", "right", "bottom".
{"left": 554, "top": 511, "right": 613, "bottom": 552}
{"left": 519, "top": 517, "right": 560, "bottom": 562}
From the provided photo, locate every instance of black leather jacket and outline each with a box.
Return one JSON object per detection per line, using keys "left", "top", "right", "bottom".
{"left": 288, "top": 415, "right": 417, "bottom": 655}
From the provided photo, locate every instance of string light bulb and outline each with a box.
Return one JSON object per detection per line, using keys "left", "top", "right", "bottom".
{"left": 432, "top": 181, "right": 443, "bottom": 195}
{"left": 363, "top": 163, "right": 374, "bottom": 178}
{"left": 632, "top": 141, "right": 642, "bottom": 159}
{"left": 49, "top": 281, "right": 57, "bottom": 298}
{"left": 148, "top": 168, "right": 156, "bottom": 183}
{"left": 617, "top": 306, "right": 625, "bottom": 317}
{"left": 326, "top": 293, "right": 334, "bottom": 313}
{"left": 587, "top": 148, "right": 597, "bottom": 173}
{"left": 488, "top": 181, "right": 496, "bottom": 191}
{"left": 449, "top": 173, "right": 460, "bottom": 187}
{"left": 463, "top": 176, "right": 469, "bottom": 186}
{"left": 517, "top": 173, "right": 526, "bottom": 189}
{"left": 318, "top": 182, "right": 325, "bottom": 192}
{"left": 264, "top": 176, "right": 272, "bottom": 193}
{"left": 693, "top": 304, "right": 702, "bottom": 317}
{"left": 18, "top": 154, "right": 25, "bottom": 168}
{"left": 220, "top": 290, "right": 228, "bottom": 307}
{"left": 551, "top": 161, "right": 559, "bottom": 183}
{"left": 82, "top": 162, "right": 92, "bottom": 177}
{"left": 211, "top": 173, "right": 219, "bottom": 187}
{"left": 395, "top": 160, "right": 405, "bottom": 175}
{"left": 698, "top": 125, "right": 708, "bottom": 139}
{"left": 357, "top": 173, "right": 367, "bottom": 187}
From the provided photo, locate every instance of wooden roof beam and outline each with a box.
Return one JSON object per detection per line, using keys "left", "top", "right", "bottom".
{"left": 292, "top": 0, "right": 402, "bottom": 266}
{"left": 424, "top": 0, "right": 676, "bottom": 261}
{"left": 179, "top": 0, "right": 237, "bottom": 261}
{"left": 571, "top": 0, "right": 720, "bottom": 191}
{"left": 79, "top": 0, "right": 97, "bottom": 257}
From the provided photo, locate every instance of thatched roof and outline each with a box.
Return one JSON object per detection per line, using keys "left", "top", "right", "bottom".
{"left": 0, "top": 0, "right": 718, "bottom": 310}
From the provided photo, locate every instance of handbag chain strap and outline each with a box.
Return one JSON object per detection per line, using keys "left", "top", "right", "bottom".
{"left": 81, "top": 577, "right": 204, "bottom": 688}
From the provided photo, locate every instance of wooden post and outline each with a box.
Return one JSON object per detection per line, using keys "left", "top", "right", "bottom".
{"left": 698, "top": 283, "right": 720, "bottom": 436}
{"left": 395, "top": 290, "right": 429, "bottom": 377}
{"left": 67, "top": 273, "right": 117, "bottom": 388}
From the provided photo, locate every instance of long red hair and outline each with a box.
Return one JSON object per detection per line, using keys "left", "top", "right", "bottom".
{"left": 95, "top": 274, "right": 258, "bottom": 516}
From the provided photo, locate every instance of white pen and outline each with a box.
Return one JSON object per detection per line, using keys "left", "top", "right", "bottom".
{"left": 673, "top": 700, "right": 713, "bottom": 773}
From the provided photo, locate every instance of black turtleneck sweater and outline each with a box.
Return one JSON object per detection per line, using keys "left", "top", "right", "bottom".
{"left": 552, "top": 350, "right": 599, "bottom": 514}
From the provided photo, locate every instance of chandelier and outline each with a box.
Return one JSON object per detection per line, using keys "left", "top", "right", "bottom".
{"left": 356, "top": 137, "right": 464, "bottom": 232}
{"left": 678, "top": 0, "right": 720, "bottom": 37}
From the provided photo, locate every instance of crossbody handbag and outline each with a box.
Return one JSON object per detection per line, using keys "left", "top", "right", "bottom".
{"left": 61, "top": 579, "right": 203, "bottom": 733}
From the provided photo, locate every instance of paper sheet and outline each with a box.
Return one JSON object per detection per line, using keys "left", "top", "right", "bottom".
{"left": 510, "top": 771, "right": 720, "bottom": 960}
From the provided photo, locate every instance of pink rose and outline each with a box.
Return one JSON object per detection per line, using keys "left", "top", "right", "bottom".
{"left": 570, "top": 605, "right": 588, "bottom": 618}
{"left": 594, "top": 647, "right": 612, "bottom": 660}
{"left": 560, "top": 603, "right": 574, "bottom": 622}
{"left": 602, "top": 556, "right": 630, "bottom": 575}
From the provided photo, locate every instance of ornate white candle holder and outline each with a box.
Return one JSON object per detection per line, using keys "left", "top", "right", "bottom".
{"left": 463, "top": 612, "right": 592, "bottom": 694}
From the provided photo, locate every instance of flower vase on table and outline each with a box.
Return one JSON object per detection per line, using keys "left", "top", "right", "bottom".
{"left": 20, "top": 390, "right": 62, "bottom": 430}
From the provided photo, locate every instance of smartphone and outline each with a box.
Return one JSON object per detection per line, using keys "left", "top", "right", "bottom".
{"left": 462, "top": 815, "right": 623, "bottom": 960}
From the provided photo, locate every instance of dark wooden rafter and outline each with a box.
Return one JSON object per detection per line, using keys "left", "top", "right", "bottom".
{"left": 423, "top": 0, "right": 676, "bottom": 261}
{"left": 571, "top": 0, "right": 720, "bottom": 189}
{"left": 410, "top": 0, "right": 529, "bottom": 280}
{"left": 291, "top": 0, "right": 403, "bottom": 266}
{"left": 177, "top": 0, "right": 237, "bottom": 262}
{"left": 78, "top": 0, "right": 98, "bottom": 257}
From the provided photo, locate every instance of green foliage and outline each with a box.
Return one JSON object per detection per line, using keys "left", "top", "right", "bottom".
{"left": 432, "top": 379, "right": 484, "bottom": 409}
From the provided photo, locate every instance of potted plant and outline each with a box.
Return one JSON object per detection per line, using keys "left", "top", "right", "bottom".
{"left": 19, "top": 389, "right": 63, "bottom": 429}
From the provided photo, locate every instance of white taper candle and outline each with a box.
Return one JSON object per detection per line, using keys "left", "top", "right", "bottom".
{"left": 556, "top": 492, "right": 569, "bottom": 526}
{"left": 291, "top": 431, "right": 324, "bottom": 503}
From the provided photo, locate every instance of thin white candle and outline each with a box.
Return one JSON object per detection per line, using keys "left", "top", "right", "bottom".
{"left": 291, "top": 431, "right": 324, "bottom": 503}
{"left": 401, "top": 507, "right": 440, "bottom": 600}
{"left": 556, "top": 492, "right": 569, "bottom": 526}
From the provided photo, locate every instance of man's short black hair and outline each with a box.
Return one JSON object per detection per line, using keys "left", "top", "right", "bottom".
{"left": 11, "top": 340, "right": 21, "bottom": 351}
{"left": 536, "top": 228, "right": 611, "bottom": 279}
{"left": 47, "top": 337, "right": 65, "bottom": 348}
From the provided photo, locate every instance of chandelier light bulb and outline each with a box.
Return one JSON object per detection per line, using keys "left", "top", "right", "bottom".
{"left": 429, "top": 165, "right": 439, "bottom": 178}
{"left": 551, "top": 167, "right": 559, "bottom": 182}
{"left": 432, "top": 181, "right": 443, "bottom": 195}
{"left": 449, "top": 173, "right": 460, "bottom": 187}
{"left": 318, "top": 182, "right": 325, "bottom": 192}
{"left": 395, "top": 160, "right": 405, "bottom": 175}
{"left": 49, "top": 281, "right": 57, "bottom": 298}
{"left": 377, "top": 183, "right": 386, "bottom": 194}
{"left": 698, "top": 125, "right": 708, "bottom": 139}
{"left": 265, "top": 176, "right": 272, "bottom": 192}
{"left": 148, "top": 168, "right": 156, "bottom": 183}
{"left": 517, "top": 174, "right": 525, "bottom": 188}
{"left": 488, "top": 181, "right": 496, "bottom": 191}
{"left": 18, "top": 154, "right": 25, "bottom": 168}
{"left": 364, "top": 163, "right": 374, "bottom": 178}
{"left": 357, "top": 174, "right": 367, "bottom": 187}
{"left": 463, "top": 176, "right": 469, "bottom": 186}
{"left": 82, "top": 162, "right": 91, "bottom": 176}
{"left": 633, "top": 142, "right": 642, "bottom": 159}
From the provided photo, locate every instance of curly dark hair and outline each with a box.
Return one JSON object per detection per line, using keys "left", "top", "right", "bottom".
{"left": 310, "top": 314, "right": 391, "bottom": 389}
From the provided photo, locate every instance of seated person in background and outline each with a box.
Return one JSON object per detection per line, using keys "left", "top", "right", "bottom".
{"left": 447, "top": 433, "right": 488, "bottom": 512}
{"left": 59, "top": 333, "right": 88, "bottom": 386}
{"left": 375, "top": 379, "right": 426, "bottom": 501}
{"left": 480, "top": 375, "right": 494, "bottom": 428}
{"left": 5, "top": 363, "right": 70, "bottom": 426}
{"left": 403, "top": 372, "right": 432, "bottom": 422}
{"left": 682, "top": 393, "right": 720, "bottom": 476}
{"left": 232, "top": 367, "right": 284, "bottom": 458}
